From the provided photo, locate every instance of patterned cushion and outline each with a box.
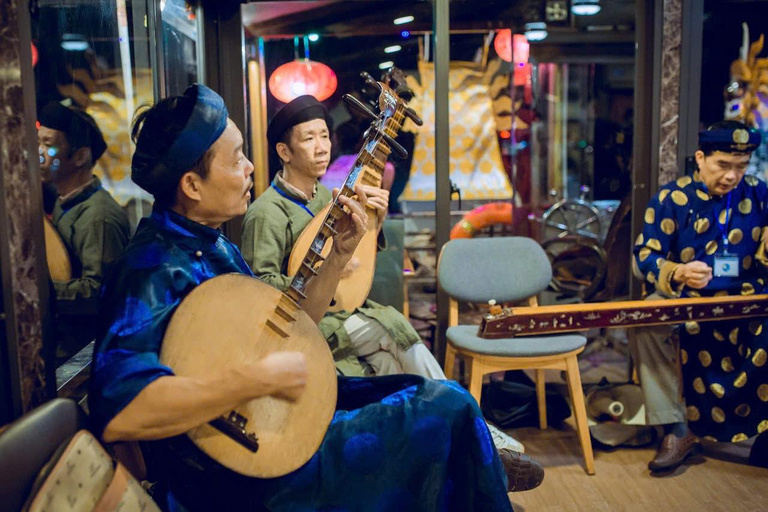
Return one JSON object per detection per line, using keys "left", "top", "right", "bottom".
{"left": 23, "top": 430, "right": 160, "bottom": 512}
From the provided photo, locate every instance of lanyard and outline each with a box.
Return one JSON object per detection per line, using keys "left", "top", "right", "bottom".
{"left": 271, "top": 184, "right": 315, "bottom": 218}
{"left": 716, "top": 191, "right": 733, "bottom": 252}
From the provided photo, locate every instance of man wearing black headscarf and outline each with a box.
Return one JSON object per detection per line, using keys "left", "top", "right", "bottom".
{"left": 38, "top": 102, "right": 130, "bottom": 362}
{"left": 89, "top": 84, "right": 540, "bottom": 512}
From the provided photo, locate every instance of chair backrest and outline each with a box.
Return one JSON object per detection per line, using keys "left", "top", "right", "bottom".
{"left": 438, "top": 237, "right": 552, "bottom": 303}
{"left": 0, "top": 398, "right": 86, "bottom": 512}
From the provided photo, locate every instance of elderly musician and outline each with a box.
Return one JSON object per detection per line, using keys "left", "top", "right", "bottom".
{"left": 88, "top": 84, "right": 544, "bottom": 512}
{"left": 633, "top": 120, "right": 768, "bottom": 472}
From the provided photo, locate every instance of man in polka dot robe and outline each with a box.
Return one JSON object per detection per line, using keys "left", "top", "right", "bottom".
{"left": 633, "top": 120, "right": 768, "bottom": 472}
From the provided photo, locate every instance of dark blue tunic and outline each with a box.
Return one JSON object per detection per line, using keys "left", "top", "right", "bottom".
{"left": 634, "top": 173, "right": 768, "bottom": 442}
{"left": 89, "top": 207, "right": 513, "bottom": 512}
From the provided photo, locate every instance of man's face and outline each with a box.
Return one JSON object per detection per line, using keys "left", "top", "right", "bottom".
{"left": 193, "top": 119, "right": 254, "bottom": 223}
{"left": 694, "top": 150, "right": 751, "bottom": 195}
{"left": 38, "top": 126, "right": 74, "bottom": 183}
{"left": 279, "top": 118, "right": 331, "bottom": 179}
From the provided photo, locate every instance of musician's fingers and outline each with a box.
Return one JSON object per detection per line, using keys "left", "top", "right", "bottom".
{"left": 332, "top": 187, "right": 340, "bottom": 199}
{"left": 359, "top": 185, "right": 389, "bottom": 201}
{"left": 354, "top": 184, "right": 369, "bottom": 208}
{"left": 338, "top": 194, "right": 366, "bottom": 221}
{"left": 350, "top": 210, "right": 368, "bottom": 233}
{"left": 366, "top": 196, "right": 388, "bottom": 211}
{"left": 689, "top": 268, "right": 712, "bottom": 278}
{"left": 688, "top": 261, "right": 712, "bottom": 271}
{"left": 688, "top": 280, "right": 710, "bottom": 290}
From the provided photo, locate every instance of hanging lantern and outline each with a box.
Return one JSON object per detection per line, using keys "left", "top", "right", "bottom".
{"left": 268, "top": 59, "right": 338, "bottom": 104}
{"left": 31, "top": 42, "right": 38, "bottom": 67}
{"left": 494, "top": 30, "right": 529, "bottom": 64}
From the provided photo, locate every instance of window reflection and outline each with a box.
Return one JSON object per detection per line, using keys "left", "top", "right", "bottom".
{"left": 31, "top": 0, "right": 157, "bottom": 376}
{"left": 161, "top": 0, "right": 199, "bottom": 96}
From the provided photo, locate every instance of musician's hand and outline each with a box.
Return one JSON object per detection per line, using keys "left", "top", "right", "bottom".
{"left": 673, "top": 261, "right": 713, "bottom": 289}
{"left": 259, "top": 351, "right": 307, "bottom": 402}
{"left": 330, "top": 186, "right": 369, "bottom": 260}
{"left": 359, "top": 185, "right": 389, "bottom": 227}
{"left": 341, "top": 257, "right": 360, "bottom": 278}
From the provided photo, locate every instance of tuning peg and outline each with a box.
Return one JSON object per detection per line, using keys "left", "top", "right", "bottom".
{"left": 380, "top": 132, "right": 408, "bottom": 159}
{"left": 343, "top": 94, "right": 377, "bottom": 122}
{"left": 362, "top": 124, "right": 408, "bottom": 160}
{"left": 404, "top": 107, "right": 423, "bottom": 126}
{"left": 360, "top": 71, "right": 382, "bottom": 91}
{"left": 488, "top": 299, "right": 502, "bottom": 315}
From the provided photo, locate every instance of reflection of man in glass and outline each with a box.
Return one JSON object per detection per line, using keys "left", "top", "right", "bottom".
{"left": 38, "top": 102, "right": 131, "bottom": 363}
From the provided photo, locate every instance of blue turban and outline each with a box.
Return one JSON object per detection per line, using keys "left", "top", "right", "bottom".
{"left": 699, "top": 124, "right": 761, "bottom": 154}
{"left": 132, "top": 84, "right": 228, "bottom": 197}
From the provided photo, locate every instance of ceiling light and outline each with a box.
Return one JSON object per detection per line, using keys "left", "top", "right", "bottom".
{"left": 378, "top": 61, "right": 394, "bottom": 70}
{"left": 308, "top": 33, "right": 320, "bottom": 42}
{"left": 61, "top": 34, "right": 88, "bottom": 51}
{"left": 571, "top": 0, "right": 601, "bottom": 16}
{"left": 394, "top": 16, "right": 414, "bottom": 25}
{"left": 384, "top": 45, "right": 402, "bottom": 53}
{"left": 524, "top": 22, "right": 548, "bottom": 42}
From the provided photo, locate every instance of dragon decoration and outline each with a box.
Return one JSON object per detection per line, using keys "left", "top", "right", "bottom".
{"left": 724, "top": 23, "right": 768, "bottom": 180}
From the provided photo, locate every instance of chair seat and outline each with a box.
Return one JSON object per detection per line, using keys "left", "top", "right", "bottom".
{"left": 447, "top": 325, "right": 587, "bottom": 357}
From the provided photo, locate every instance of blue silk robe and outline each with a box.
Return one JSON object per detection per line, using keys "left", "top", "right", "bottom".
{"left": 634, "top": 173, "right": 768, "bottom": 442}
{"left": 89, "top": 207, "right": 513, "bottom": 512}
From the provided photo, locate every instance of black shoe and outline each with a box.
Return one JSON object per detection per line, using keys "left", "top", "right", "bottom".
{"left": 497, "top": 448, "right": 545, "bottom": 492}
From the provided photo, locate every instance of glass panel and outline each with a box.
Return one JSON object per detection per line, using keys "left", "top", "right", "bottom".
{"left": 700, "top": 1, "right": 768, "bottom": 181}
{"left": 446, "top": 1, "right": 636, "bottom": 363}
{"left": 161, "top": 0, "right": 199, "bottom": 96}
{"left": 242, "top": 1, "right": 439, "bottom": 352}
{"left": 31, "top": 0, "right": 156, "bottom": 379}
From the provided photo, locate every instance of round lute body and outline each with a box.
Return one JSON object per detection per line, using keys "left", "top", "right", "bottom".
{"left": 43, "top": 215, "right": 72, "bottom": 281}
{"left": 159, "top": 274, "right": 337, "bottom": 478}
{"left": 288, "top": 202, "right": 379, "bottom": 313}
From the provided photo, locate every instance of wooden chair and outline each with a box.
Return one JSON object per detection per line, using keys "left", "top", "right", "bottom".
{"left": 438, "top": 237, "right": 595, "bottom": 475}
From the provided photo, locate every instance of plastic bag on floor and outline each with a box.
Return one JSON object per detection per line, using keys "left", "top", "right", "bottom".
{"left": 480, "top": 371, "right": 571, "bottom": 429}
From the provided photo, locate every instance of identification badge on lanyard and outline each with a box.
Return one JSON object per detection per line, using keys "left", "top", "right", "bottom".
{"left": 714, "top": 252, "right": 739, "bottom": 277}
{"left": 713, "top": 191, "right": 739, "bottom": 277}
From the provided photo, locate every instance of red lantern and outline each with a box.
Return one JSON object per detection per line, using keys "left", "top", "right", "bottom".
{"left": 268, "top": 59, "right": 338, "bottom": 104}
{"left": 494, "top": 30, "right": 529, "bottom": 65}
{"left": 31, "top": 42, "right": 38, "bottom": 67}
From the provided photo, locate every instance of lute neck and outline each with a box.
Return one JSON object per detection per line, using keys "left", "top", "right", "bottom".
{"left": 284, "top": 96, "right": 407, "bottom": 305}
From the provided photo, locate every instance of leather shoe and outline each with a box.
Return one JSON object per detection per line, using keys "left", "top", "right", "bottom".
{"left": 498, "top": 448, "right": 545, "bottom": 492}
{"left": 648, "top": 431, "right": 698, "bottom": 472}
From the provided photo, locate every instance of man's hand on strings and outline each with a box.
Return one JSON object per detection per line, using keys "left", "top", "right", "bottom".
{"left": 358, "top": 184, "right": 389, "bottom": 227}
{"left": 331, "top": 185, "right": 369, "bottom": 261}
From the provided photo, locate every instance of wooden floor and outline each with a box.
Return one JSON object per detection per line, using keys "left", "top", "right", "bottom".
{"left": 507, "top": 423, "right": 768, "bottom": 512}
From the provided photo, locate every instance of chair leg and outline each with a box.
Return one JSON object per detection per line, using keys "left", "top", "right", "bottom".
{"left": 444, "top": 343, "right": 457, "bottom": 381}
{"left": 466, "top": 358, "right": 484, "bottom": 406}
{"left": 565, "top": 355, "right": 596, "bottom": 475}
{"left": 535, "top": 369, "right": 548, "bottom": 430}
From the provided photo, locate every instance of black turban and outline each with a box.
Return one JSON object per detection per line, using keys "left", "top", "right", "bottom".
{"left": 38, "top": 103, "right": 107, "bottom": 161}
{"left": 131, "top": 84, "right": 228, "bottom": 197}
{"left": 267, "top": 95, "right": 330, "bottom": 148}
